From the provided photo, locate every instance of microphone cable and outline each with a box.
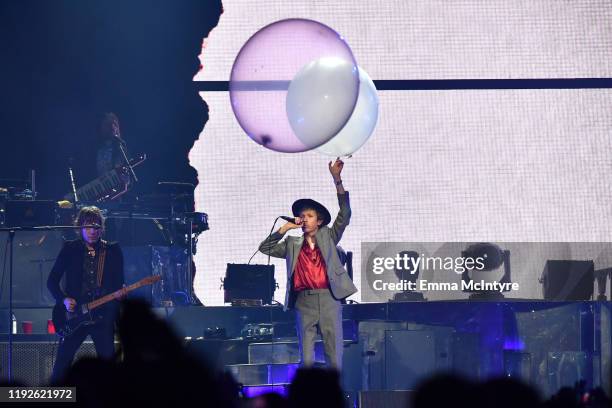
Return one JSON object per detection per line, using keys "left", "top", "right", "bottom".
{"left": 247, "top": 216, "right": 282, "bottom": 265}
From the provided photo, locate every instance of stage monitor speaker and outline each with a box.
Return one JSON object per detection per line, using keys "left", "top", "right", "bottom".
{"left": 541, "top": 260, "right": 594, "bottom": 300}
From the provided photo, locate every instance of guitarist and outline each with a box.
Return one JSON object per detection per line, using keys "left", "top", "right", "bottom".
{"left": 47, "top": 206, "right": 125, "bottom": 383}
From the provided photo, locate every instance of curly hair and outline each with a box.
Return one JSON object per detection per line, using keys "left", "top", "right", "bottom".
{"left": 97, "top": 112, "right": 120, "bottom": 141}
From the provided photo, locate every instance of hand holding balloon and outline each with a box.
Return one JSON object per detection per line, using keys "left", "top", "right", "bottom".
{"left": 329, "top": 158, "right": 344, "bottom": 180}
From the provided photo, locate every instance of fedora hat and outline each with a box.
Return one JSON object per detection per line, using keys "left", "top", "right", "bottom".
{"left": 292, "top": 198, "right": 331, "bottom": 226}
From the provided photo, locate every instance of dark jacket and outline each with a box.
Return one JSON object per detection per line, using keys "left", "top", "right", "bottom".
{"left": 47, "top": 239, "right": 125, "bottom": 305}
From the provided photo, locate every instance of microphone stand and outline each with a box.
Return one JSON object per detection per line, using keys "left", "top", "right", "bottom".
{"left": 115, "top": 134, "right": 138, "bottom": 183}
{"left": 0, "top": 224, "right": 100, "bottom": 382}
{"left": 68, "top": 166, "right": 78, "bottom": 203}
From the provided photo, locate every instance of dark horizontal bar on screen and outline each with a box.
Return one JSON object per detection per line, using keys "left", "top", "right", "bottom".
{"left": 195, "top": 78, "right": 612, "bottom": 92}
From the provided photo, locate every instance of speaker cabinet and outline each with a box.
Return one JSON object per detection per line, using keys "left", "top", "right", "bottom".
{"left": 541, "top": 260, "right": 594, "bottom": 300}
{"left": 0, "top": 340, "right": 116, "bottom": 385}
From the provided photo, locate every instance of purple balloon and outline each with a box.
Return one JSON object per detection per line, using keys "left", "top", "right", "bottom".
{"left": 230, "top": 19, "right": 359, "bottom": 153}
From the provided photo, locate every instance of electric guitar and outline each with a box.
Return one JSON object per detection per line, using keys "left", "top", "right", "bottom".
{"left": 52, "top": 275, "right": 161, "bottom": 338}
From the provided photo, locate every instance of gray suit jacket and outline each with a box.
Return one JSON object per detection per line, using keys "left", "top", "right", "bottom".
{"left": 259, "top": 192, "right": 358, "bottom": 310}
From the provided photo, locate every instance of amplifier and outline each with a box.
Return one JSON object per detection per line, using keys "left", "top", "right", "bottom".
{"left": 223, "top": 264, "right": 276, "bottom": 305}
{"left": 541, "top": 260, "right": 594, "bottom": 300}
{"left": 0, "top": 340, "right": 118, "bottom": 386}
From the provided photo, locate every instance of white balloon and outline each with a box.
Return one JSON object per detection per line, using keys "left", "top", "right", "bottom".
{"left": 316, "top": 66, "right": 379, "bottom": 157}
{"left": 286, "top": 57, "right": 359, "bottom": 148}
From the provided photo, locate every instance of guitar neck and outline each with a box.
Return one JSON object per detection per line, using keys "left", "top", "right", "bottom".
{"left": 86, "top": 279, "right": 147, "bottom": 311}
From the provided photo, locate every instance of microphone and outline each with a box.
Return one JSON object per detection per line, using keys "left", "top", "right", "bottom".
{"left": 280, "top": 216, "right": 301, "bottom": 224}
{"left": 82, "top": 224, "right": 103, "bottom": 230}
{"left": 113, "top": 134, "right": 127, "bottom": 146}
{"left": 112, "top": 129, "right": 127, "bottom": 146}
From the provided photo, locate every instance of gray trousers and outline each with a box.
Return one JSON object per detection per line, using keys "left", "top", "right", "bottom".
{"left": 294, "top": 288, "right": 343, "bottom": 369}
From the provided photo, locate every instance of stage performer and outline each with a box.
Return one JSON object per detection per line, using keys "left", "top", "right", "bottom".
{"left": 47, "top": 206, "right": 125, "bottom": 382}
{"left": 259, "top": 159, "right": 357, "bottom": 369}
{"left": 96, "top": 112, "right": 131, "bottom": 177}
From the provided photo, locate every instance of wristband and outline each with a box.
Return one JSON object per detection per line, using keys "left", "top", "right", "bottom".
{"left": 334, "top": 179, "right": 343, "bottom": 186}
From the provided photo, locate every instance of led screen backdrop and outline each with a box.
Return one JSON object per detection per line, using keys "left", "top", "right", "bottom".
{"left": 190, "top": 1, "right": 612, "bottom": 305}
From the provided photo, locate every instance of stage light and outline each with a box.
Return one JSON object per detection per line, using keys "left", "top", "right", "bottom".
{"left": 461, "top": 243, "right": 511, "bottom": 300}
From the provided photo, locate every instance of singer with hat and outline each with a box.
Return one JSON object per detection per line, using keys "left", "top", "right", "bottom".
{"left": 258, "top": 159, "right": 357, "bottom": 369}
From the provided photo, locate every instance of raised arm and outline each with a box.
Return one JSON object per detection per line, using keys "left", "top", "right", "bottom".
{"left": 328, "top": 159, "right": 351, "bottom": 244}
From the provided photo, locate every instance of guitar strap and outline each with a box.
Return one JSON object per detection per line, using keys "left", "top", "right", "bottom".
{"left": 96, "top": 240, "right": 107, "bottom": 288}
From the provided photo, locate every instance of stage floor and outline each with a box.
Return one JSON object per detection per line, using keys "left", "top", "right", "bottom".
{"left": 1, "top": 301, "right": 610, "bottom": 398}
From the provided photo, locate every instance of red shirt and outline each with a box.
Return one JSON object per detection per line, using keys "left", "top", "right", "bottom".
{"left": 293, "top": 241, "right": 328, "bottom": 291}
